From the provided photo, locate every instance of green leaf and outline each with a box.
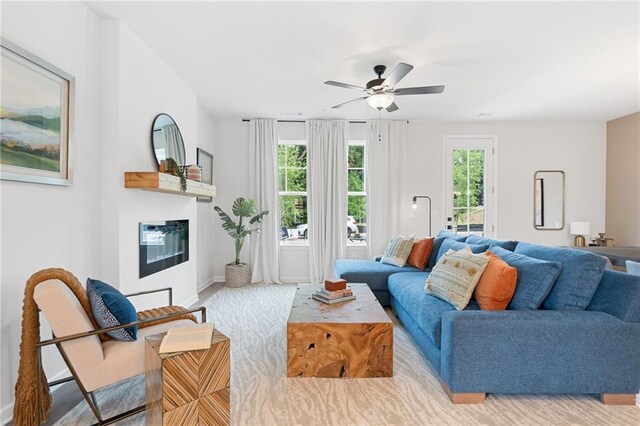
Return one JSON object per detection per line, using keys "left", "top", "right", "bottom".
{"left": 232, "top": 197, "right": 256, "bottom": 218}
{"left": 249, "top": 210, "right": 269, "bottom": 225}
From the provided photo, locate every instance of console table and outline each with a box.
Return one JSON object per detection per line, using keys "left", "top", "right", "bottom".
{"left": 573, "top": 246, "right": 640, "bottom": 270}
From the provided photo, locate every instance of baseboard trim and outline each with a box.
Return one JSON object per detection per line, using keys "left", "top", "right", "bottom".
{"left": 1, "top": 368, "right": 70, "bottom": 425}
{"left": 213, "top": 275, "right": 225, "bottom": 283}
{"left": 197, "top": 277, "right": 216, "bottom": 293}
{"left": 181, "top": 294, "right": 199, "bottom": 308}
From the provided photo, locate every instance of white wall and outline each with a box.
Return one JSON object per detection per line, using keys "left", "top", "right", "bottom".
{"left": 0, "top": 7, "right": 217, "bottom": 422}
{"left": 0, "top": 2, "right": 103, "bottom": 421}
{"left": 196, "top": 107, "right": 216, "bottom": 290}
{"left": 212, "top": 119, "right": 606, "bottom": 282}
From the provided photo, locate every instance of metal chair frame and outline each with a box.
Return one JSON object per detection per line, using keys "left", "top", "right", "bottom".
{"left": 35, "top": 287, "right": 207, "bottom": 425}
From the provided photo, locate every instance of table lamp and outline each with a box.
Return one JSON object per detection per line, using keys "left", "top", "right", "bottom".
{"left": 570, "top": 221, "right": 590, "bottom": 247}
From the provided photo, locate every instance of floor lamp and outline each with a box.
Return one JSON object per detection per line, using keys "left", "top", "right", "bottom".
{"left": 411, "top": 195, "right": 432, "bottom": 236}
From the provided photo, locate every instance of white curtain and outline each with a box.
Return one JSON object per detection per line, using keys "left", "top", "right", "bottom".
{"left": 366, "top": 120, "right": 409, "bottom": 258}
{"left": 307, "top": 120, "right": 348, "bottom": 283}
{"left": 249, "top": 119, "right": 281, "bottom": 284}
{"left": 162, "top": 124, "right": 184, "bottom": 164}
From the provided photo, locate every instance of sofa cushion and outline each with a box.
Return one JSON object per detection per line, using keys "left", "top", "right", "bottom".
{"left": 474, "top": 251, "right": 518, "bottom": 310}
{"left": 426, "top": 247, "right": 489, "bottom": 310}
{"left": 427, "top": 233, "right": 468, "bottom": 268}
{"left": 407, "top": 237, "right": 435, "bottom": 270}
{"left": 436, "top": 229, "right": 468, "bottom": 241}
{"left": 436, "top": 239, "right": 490, "bottom": 263}
{"left": 389, "top": 272, "right": 478, "bottom": 348}
{"left": 87, "top": 278, "right": 138, "bottom": 341}
{"left": 380, "top": 234, "right": 415, "bottom": 267}
{"left": 334, "top": 259, "right": 421, "bottom": 292}
{"left": 466, "top": 235, "right": 518, "bottom": 251}
{"left": 490, "top": 246, "right": 562, "bottom": 310}
{"left": 515, "top": 242, "right": 607, "bottom": 310}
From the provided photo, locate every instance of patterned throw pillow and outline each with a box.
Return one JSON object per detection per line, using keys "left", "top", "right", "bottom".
{"left": 87, "top": 278, "right": 138, "bottom": 341}
{"left": 425, "top": 247, "right": 489, "bottom": 310}
{"left": 380, "top": 234, "right": 415, "bottom": 267}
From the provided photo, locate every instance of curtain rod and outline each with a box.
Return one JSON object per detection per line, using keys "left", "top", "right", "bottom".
{"left": 241, "top": 119, "right": 367, "bottom": 124}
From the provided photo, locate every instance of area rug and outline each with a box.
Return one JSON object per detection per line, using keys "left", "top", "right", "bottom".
{"left": 56, "top": 283, "right": 639, "bottom": 425}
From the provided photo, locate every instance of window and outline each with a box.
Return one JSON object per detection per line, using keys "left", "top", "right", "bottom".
{"left": 444, "top": 137, "right": 495, "bottom": 238}
{"left": 278, "top": 141, "right": 308, "bottom": 244}
{"left": 347, "top": 141, "right": 367, "bottom": 245}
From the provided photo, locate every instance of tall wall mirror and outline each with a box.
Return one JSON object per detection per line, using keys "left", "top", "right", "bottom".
{"left": 151, "top": 113, "right": 186, "bottom": 166}
{"left": 534, "top": 170, "right": 565, "bottom": 230}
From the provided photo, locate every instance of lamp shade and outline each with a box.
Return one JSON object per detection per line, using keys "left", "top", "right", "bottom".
{"left": 366, "top": 93, "right": 394, "bottom": 110}
{"left": 570, "top": 221, "right": 590, "bottom": 235}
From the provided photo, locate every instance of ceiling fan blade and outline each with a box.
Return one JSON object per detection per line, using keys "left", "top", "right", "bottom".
{"left": 386, "top": 102, "right": 399, "bottom": 113}
{"left": 382, "top": 62, "right": 414, "bottom": 88}
{"left": 325, "top": 80, "right": 365, "bottom": 91}
{"left": 331, "top": 96, "right": 367, "bottom": 109}
{"left": 392, "top": 85, "right": 445, "bottom": 96}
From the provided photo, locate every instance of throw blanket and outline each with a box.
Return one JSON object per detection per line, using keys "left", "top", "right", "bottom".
{"left": 13, "top": 268, "right": 196, "bottom": 425}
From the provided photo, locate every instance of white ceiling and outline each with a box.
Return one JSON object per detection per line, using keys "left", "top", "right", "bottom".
{"left": 89, "top": 1, "right": 639, "bottom": 121}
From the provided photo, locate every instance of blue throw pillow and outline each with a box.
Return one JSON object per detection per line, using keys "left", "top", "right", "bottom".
{"left": 428, "top": 233, "right": 469, "bottom": 268}
{"left": 490, "top": 246, "right": 562, "bottom": 310}
{"left": 514, "top": 242, "right": 607, "bottom": 310}
{"left": 87, "top": 278, "right": 138, "bottom": 341}
{"left": 436, "top": 229, "right": 467, "bottom": 242}
{"left": 436, "top": 239, "right": 490, "bottom": 263}
{"left": 466, "top": 235, "right": 518, "bottom": 252}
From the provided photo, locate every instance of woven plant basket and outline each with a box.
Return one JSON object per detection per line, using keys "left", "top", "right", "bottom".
{"left": 225, "top": 263, "right": 250, "bottom": 288}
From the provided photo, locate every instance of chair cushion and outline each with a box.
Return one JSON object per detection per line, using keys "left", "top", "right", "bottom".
{"left": 406, "top": 237, "right": 435, "bottom": 270}
{"left": 515, "top": 242, "right": 607, "bottom": 310}
{"left": 491, "top": 246, "right": 562, "bottom": 310}
{"left": 389, "top": 272, "right": 478, "bottom": 348}
{"left": 87, "top": 278, "right": 138, "bottom": 341}
{"left": 380, "top": 234, "right": 415, "bottom": 267}
{"left": 334, "top": 259, "right": 421, "bottom": 292}
{"left": 474, "top": 251, "right": 518, "bottom": 310}
{"left": 34, "top": 280, "right": 104, "bottom": 391}
{"left": 426, "top": 247, "right": 489, "bottom": 310}
{"left": 466, "top": 235, "right": 518, "bottom": 251}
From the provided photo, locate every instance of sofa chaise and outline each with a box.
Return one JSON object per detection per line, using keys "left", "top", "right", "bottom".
{"left": 334, "top": 231, "right": 640, "bottom": 404}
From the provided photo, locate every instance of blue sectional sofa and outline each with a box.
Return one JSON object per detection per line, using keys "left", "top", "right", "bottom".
{"left": 334, "top": 231, "right": 640, "bottom": 404}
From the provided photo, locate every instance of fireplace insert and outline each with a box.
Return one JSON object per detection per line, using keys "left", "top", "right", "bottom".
{"left": 139, "top": 220, "right": 189, "bottom": 278}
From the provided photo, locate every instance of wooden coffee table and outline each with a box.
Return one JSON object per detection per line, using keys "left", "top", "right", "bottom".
{"left": 287, "top": 283, "right": 393, "bottom": 378}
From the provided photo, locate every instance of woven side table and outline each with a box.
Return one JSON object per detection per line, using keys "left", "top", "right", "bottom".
{"left": 145, "top": 330, "right": 231, "bottom": 425}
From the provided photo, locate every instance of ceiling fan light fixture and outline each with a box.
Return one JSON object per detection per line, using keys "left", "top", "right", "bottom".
{"left": 366, "top": 93, "right": 395, "bottom": 110}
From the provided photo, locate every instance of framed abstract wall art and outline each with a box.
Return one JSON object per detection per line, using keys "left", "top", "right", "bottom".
{"left": 0, "top": 38, "right": 75, "bottom": 186}
{"left": 197, "top": 147, "right": 214, "bottom": 202}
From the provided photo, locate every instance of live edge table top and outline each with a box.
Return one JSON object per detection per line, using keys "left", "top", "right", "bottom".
{"left": 287, "top": 283, "right": 392, "bottom": 325}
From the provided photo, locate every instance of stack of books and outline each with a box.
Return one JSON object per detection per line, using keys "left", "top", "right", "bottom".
{"left": 312, "top": 279, "right": 356, "bottom": 304}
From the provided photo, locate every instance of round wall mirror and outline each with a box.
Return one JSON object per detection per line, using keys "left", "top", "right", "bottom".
{"left": 151, "top": 113, "right": 185, "bottom": 166}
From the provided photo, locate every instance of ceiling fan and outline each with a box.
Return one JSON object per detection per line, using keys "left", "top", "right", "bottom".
{"left": 325, "top": 62, "right": 444, "bottom": 113}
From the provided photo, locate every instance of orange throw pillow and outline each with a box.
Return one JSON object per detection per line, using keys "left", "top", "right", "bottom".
{"left": 406, "top": 237, "right": 435, "bottom": 270}
{"left": 474, "top": 251, "right": 518, "bottom": 310}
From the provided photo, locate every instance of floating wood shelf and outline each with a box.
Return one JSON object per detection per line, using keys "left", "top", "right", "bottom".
{"left": 124, "top": 172, "right": 216, "bottom": 197}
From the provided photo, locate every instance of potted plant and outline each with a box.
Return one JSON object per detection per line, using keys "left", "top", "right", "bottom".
{"left": 214, "top": 197, "right": 268, "bottom": 287}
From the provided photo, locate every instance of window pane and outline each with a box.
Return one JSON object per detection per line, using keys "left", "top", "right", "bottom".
{"left": 279, "top": 195, "right": 307, "bottom": 229}
{"left": 279, "top": 168, "right": 286, "bottom": 192}
{"left": 468, "top": 150, "right": 485, "bottom": 208}
{"left": 348, "top": 195, "right": 366, "bottom": 243}
{"left": 287, "top": 145, "right": 307, "bottom": 167}
{"left": 348, "top": 145, "right": 365, "bottom": 168}
{"left": 278, "top": 145, "right": 287, "bottom": 167}
{"left": 452, "top": 149, "right": 468, "bottom": 208}
{"left": 287, "top": 168, "right": 306, "bottom": 191}
{"left": 348, "top": 169, "right": 364, "bottom": 192}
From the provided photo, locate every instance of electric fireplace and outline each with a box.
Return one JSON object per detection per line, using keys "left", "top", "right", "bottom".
{"left": 139, "top": 220, "right": 189, "bottom": 278}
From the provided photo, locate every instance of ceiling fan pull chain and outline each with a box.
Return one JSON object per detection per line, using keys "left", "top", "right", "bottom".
{"left": 378, "top": 109, "right": 382, "bottom": 143}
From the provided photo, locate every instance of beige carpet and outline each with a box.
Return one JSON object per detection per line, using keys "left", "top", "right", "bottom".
{"left": 56, "top": 283, "right": 640, "bottom": 425}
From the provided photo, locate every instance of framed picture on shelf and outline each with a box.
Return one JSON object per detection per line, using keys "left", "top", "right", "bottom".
{"left": 0, "top": 38, "right": 75, "bottom": 186}
{"left": 197, "top": 147, "right": 214, "bottom": 202}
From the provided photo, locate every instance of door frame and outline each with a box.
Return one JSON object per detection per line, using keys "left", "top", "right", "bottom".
{"left": 442, "top": 135, "right": 498, "bottom": 238}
